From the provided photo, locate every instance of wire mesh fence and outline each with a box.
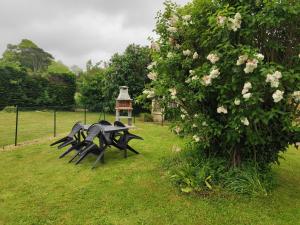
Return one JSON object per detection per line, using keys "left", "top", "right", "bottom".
{"left": 0, "top": 105, "right": 140, "bottom": 149}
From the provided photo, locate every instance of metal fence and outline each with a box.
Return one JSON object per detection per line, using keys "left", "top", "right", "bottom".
{"left": 0, "top": 105, "right": 139, "bottom": 149}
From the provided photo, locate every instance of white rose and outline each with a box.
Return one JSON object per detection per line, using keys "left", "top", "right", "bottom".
{"left": 193, "top": 135, "right": 200, "bottom": 142}
{"left": 217, "top": 16, "right": 226, "bottom": 26}
{"left": 270, "top": 80, "right": 280, "bottom": 88}
{"left": 244, "top": 59, "right": 258, "bottom": 74}
{"left": 193, "top": 52, "right": 199, "bottom": 59}
{"left": 147, "top": 72, "right": 157, "bottom": 80}
{"left": 266, "top": 71, "right": 282, "bottom": 88}
{"left": 169, "top": 15, "right": 179, "bottom": 26}
{"left": 183, "top": 49, "right": 192, "bottom": 56}
{"left": 182, "top": 15, "right": 192, "bottom": 21}
{"left": 273, "top": 71, "right": 282, "bottom": 79}
{"left": 143, "top": 90, "right": 155, "bottom": 99}
{"left": 228, "top": 13, "right": 242, "bottom": 32}
{"left": 169, "top": 88, "right": 177, "bottom": 99}
{"left": 236, "top": 55, "right": 248, "bottom": 65}
{"left": 243, "top": 82, "right": 252, "bottom": 90}
{"left": 235, "top": 12, "right": 242, "bottom": 20}
{"left": 255, "top": 53, "right": 264, "bottom": 61}
{"left": 272, "top": 90, "right": 284, "bottom": 103}
{"left": 201, "top": 75, "right": 212, "bottom": 86}
{"left": 217, "top": 106, "right": 228, "bottom": 114}
{"left": 292, "top": 91, "right": 300, "bottom": 102}
{"left": 241, "top": 117, "right": 249, "bottom": 126}
{"left": 207, "top": 53, "right": 220, "bottom": 64}
{"left": 185, "top": 78, "right": 191, "bottom": 83}
{"left": 181, "top": 114, "right": 186, "bottom": 119}
{"left": 167, "top": 52, "right": 174, "bottom": 58}
{"left": 209, "top": 68, "right": 220, "bottom": 79}
{"left": 234, "top": 98, "right": 241, "bottom": 105}
{"left": 243, "top": 93, "right": 252, "bottom": 99}
{"left": 167, "top": 26, "right": 177, "bottom": 33}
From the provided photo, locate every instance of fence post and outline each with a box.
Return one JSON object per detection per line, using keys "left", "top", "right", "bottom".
{"left": 84, "top": 106, "right": 87, "bottom": 124}
{"left": 14, "top": 105, "right": 19, "bottom": 146}
{"left": 54, "top": 109, "right": 57, "bottom": 137}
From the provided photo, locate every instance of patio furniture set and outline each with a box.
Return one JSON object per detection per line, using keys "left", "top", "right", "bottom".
{"left": 50, "top": 120, "right": 143, "bottom": 169}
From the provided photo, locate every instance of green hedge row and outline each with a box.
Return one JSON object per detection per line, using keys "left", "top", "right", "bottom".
{"left": 0, "top": 66, "right": 76, "bottom": 109}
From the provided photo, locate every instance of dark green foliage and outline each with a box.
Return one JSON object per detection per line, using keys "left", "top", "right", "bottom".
{"left": 78, "top": 44, "right": 152, "bottom": 113}
{"left": 77, "top": 68, "right": 107, "bottom": 111}
{"left": 0, "top": 66, "right": 28, "bottom": 108}
{"left": 105, "top": 44, "right": 151, "bottom": 113}
{"left": 47, "top": 72, "right": 76, "bottom": 107}
{"left": 0, "top": 66, "right": 76, "bottom": 108}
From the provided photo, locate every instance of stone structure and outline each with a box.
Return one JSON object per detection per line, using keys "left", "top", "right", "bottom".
{"left": 115, "top": 86, "right": 133, "bottom": 126}
{"left": 151, "top": 99, "right": 164, "bottom": 123}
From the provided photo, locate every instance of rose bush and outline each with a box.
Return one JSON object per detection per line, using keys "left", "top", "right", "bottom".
{"left": 145, "top": 0, "right": 300, "bottom": 193}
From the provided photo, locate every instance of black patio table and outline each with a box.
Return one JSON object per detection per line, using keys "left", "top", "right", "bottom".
{"left": 52, "top": 121, "right": 142, "bottom": 168}
{"left": 74, "top": 123, "right": 141, "bottom": 168}
{"left": 82, "top": 124, "right": 128, "bottom": 133}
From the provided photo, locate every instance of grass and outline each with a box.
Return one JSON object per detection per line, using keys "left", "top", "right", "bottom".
{"left": 0, "top": 112, "right": 299, "bottom": 225}
{"left": 0, "top": 111, "right": 118, "bottom": 147}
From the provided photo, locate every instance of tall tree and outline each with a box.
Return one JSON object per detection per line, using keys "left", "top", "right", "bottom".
{"left": 2, "top": 39, "right": 53, "bottom": 73}
{"left": 104, "top": 44, "right": 151, "bottom": 112}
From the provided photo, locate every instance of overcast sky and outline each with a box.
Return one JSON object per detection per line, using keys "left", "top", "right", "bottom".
{"left": 0, "top": 0, "right": 190, "bottom": 69}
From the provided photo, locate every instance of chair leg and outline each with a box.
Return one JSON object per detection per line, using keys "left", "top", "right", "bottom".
{"left": 58, "top": 139, "right": 75, "bottom": 149}
{"left": 75, "top": 150, "right": 90, "bottom": 165}
{"left": 74, "top": 143, "right": 96, "bottom": 165}
{"left": 92, "top": 150, "right": 105, "bottom": 169}
{"left": 59, "top": 145, "right": 76, "bottom": 158}
{"left": 68, "top": 149, "right": 83, "bottom": 163}
{"left": 126, "top": 144, "right": 139, "bottom": 154}
{"left": 50, "top": 137, "right": 68, "bottom": 146}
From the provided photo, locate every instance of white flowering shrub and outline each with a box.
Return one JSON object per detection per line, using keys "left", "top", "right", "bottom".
{"left": 146, "top": 0, "right": 300, "bottom": 170}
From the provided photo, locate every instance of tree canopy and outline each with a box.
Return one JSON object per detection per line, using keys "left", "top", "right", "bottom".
{"left": 2, "top": 39, "right": 54, "bottom": 74}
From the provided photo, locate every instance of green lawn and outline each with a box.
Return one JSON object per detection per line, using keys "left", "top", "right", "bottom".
{"left": 0, "top": 114, "right": 299, "bottom": 225}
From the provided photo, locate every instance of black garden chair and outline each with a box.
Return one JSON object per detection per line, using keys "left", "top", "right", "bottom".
{"left": 50, "top": 121, "right": 85, "bottom": 149}
{"left": 67, "top": 123, "right": 103, "bottom": 166}
{"left": 112, "top": 121, "right": 143, "bottom": 158}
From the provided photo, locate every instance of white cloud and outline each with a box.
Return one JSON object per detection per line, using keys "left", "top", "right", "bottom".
{"left": 0, "top": 0, "right": 190, "bottom": 68}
